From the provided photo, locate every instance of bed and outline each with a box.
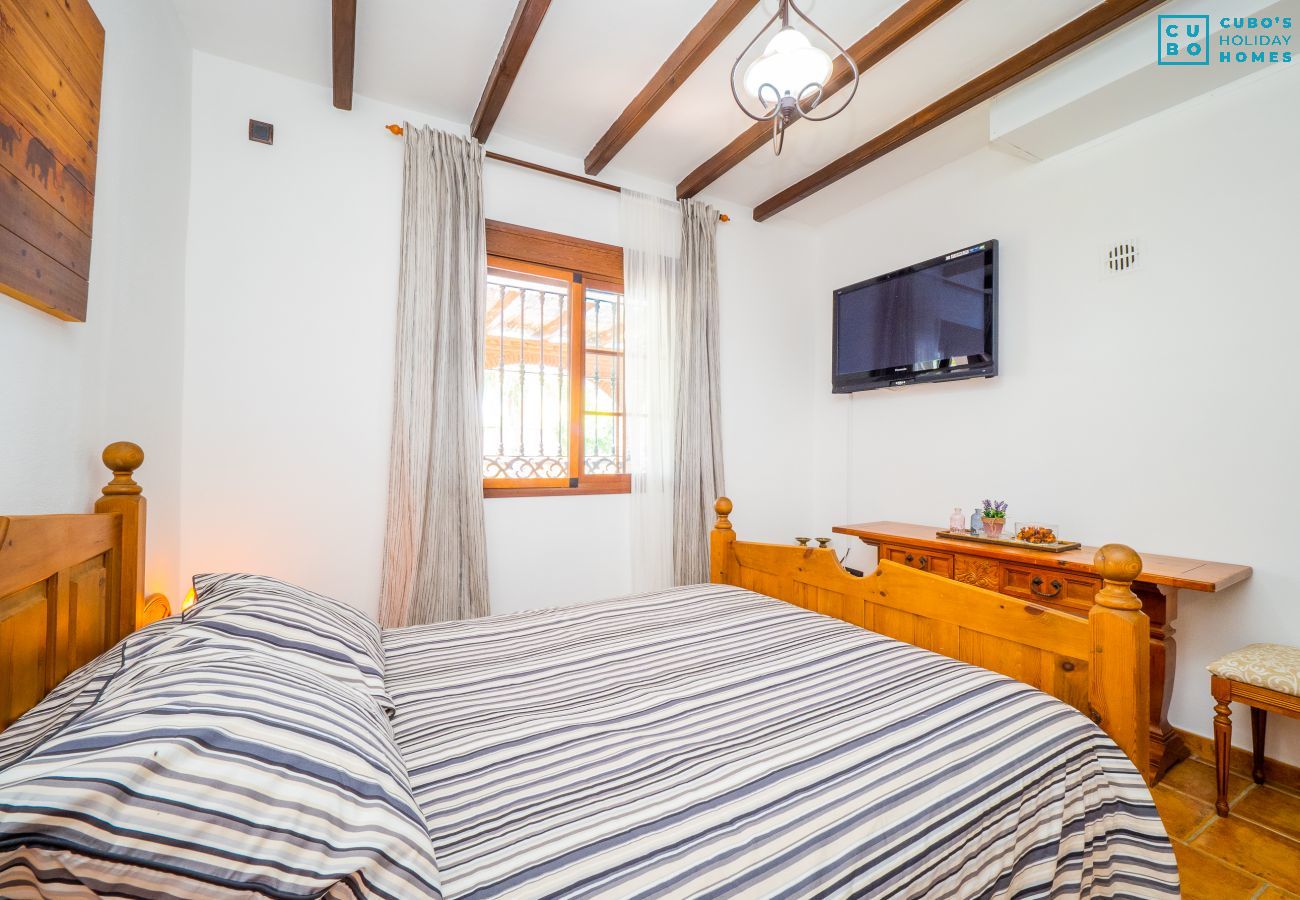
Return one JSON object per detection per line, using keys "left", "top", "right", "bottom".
{"left": 0, "top": 444, "right": 1178, "bottom": 898}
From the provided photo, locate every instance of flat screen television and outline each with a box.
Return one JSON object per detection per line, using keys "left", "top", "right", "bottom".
{"left": 832, "top": 240, "right": 998, "bottom": 394}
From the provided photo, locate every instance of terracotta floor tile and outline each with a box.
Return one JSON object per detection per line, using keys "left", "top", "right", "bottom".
{"left": 1191, "top": 814, "right": 1300, "bottom": 894}
{"left": 1162, "top": 758, "right": 1250, "bottom": 806}
{"left": 1171, "top": 840, "right": 1262, "bottom": 900}
{"left": 1153, "top": 784, "right": 1214, "bottom": 840}
{"left": 1234, "top": 785, "right": 1300, "bottom": 842}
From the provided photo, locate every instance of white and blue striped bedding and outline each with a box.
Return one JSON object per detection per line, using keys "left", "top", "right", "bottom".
{"left": 188, "top": 573, "right": 396, "bottom": 716}
{"left": 384, "top": 583, "right": 1179, "bottom": 899}
{"left": 2, "top": 579, "right": 1178, "bottom": 898}
{"left": 0, "top": 577, "right": 440, "bottom": 900}
{"left": 0, "top": 617, "right": 182, "bottom": 772}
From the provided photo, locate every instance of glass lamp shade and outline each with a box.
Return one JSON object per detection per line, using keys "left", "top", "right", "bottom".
{"left": 743, "top": 27, "right": 833, "bottom": 100}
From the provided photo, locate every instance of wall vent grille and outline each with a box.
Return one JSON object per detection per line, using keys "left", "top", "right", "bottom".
{"left": 1105, "top": 241, "right": 1139, "bottom": 274}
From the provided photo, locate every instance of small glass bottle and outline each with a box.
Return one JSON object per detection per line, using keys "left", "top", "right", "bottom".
{"left": 970, "top": 510, "right": 981, "bottom": 533}
{"left": 949, "top": 507, "right": 965, "bottom": 532}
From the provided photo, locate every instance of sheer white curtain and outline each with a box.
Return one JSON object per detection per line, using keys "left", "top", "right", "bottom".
{"left": 623, "top": 190, "right": 681, "bottom": 592}
{"left": 379, "top": 124, "right": 490, "bottom": 626}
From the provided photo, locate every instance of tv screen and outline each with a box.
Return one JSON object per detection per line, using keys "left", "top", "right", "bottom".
{"left": 832, "top": 241, "right": 997, "bottom": 393}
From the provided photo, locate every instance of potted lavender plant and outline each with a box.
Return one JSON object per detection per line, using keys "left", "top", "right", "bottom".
{"left": 980, "top": 500, "right": 1008, "bottom": 538}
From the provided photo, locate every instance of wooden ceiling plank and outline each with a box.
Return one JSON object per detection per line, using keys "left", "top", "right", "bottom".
{"left": 753, "top": 0, "right": 1165, "bottom": 221}
{"left": 676, "top": 0, "right": 962, "bottom": 199}
{"left": 471, "top": 0, "right": 553, "bottom": 144}
{"left": 332, "top": 0, "right": 356, "bottom": 111}
{"left": 584, "top": 0, "right": 760, "bottom": 176}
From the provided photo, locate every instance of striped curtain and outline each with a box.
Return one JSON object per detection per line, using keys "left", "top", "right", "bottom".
{"left": 672, "top": 199, "right": 725, "bottom": 585}
{"left": 379, "top": 125, "right": 490, "bottom": 627}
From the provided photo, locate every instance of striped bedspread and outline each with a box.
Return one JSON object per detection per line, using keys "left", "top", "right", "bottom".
{"left": 383, "top": 583, "right": 1179, "bottom": 899}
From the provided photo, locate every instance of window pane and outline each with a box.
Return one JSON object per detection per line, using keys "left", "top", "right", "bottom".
{"left": 584, "top": 349, "right": 624, "bottom": 474}
{"left": 585, "top": 289, "right": 623, "bottom": 352}
{"left": 484, "top": 269, "right": 570, "bottom": 479}
{"left": 582, "top": 287, "right": 625, "bottom": 475}
{"left": 584, "top": 351, "right": 621, "bottom": 415}
{"left": 583, "top": 414, "right": 623, "bottom": 474}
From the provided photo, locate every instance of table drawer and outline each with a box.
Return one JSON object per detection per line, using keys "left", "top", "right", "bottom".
{"left": 1001, "top": 564, "right": 1101, "bottom": 613}
{"left": 881, "top": 545, "right": 954, "bottom": 578}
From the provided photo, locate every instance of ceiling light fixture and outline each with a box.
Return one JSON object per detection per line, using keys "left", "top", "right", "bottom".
{"left": 730, "top": 0, "right": 858, "bottom": 155}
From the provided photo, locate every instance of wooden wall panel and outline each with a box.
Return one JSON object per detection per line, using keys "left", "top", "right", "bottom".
{"left": 0, "top": 0, "right": 100, "bottom": 137}
{"left": 0, "top": 0, "right": 102, "bottom": 321}
{"left": 0, "top": 50, "right": 96, "bottom": 187}
{"left": 0, "top": 166, "right": 91, "bottom": 275}
{"left": 0, "top": 221, "right": 88, "bottom": 318}
{"left": 3, "top": 0, "right": 104, "bottom": 97}
{"left": 0, "top": 104, "right": 94, "bottom": 233}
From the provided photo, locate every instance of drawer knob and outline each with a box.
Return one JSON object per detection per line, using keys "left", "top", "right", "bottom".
{"left": 904, "top": 553, "right": 914, "bottom": 563}
{"left": 918, "top": 555, "right": 929, "bottom": 571}
{"left": 795, "top": 537, "right": 811, "bottom": 546}
{"left": 1030, "top": 576, "right": 1063, "bottom": 599}
{"left": 816, "top": 537, "right": 832, "bottom": 549}
{"left": 1061, "top": 661, "right": 1076, "bottom": 672}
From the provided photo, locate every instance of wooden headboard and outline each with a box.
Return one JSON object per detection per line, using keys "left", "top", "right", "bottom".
{"left": 0, "top": 442, "right": 167, "bottom": 728}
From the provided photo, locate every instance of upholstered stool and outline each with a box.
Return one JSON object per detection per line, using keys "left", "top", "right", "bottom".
{"left": 1207, "top": 643, "right": 1300, "bottom": 816}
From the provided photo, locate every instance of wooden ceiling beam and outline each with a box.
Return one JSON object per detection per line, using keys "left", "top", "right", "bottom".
{"left": 472, "top": 0, "right": 553, "bottom": 143}
{"left": 676, "top": 0, "right": 962, "bottom": 199}
{"left": 585, "top": 0, "right": 760, "bottom": 176}
{"left": 753, "top": 0, "right": 1165, "bottom": 221}
{"left": 331, "top": 0, "right": 356, "bottom": 110}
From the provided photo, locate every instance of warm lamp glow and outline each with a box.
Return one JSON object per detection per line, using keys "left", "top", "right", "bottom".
{"left": 743, "top": 27, "right": 832, "bottom": 100}
{"left": 182, "top": 586, "right": 197, "bottom": 611}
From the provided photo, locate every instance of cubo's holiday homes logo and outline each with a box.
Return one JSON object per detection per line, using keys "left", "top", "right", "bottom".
{"left": 1159, "top": 14, "right": 1294, "bottom": 66}
{"left": 1159, "top": 15, "right": 1210, "bottom": 64}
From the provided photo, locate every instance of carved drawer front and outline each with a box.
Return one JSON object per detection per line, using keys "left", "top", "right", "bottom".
{"left": 955, "top": 555, "right": 1001, "bottom": 591}
{"left": 1001, "top": 564, "right": 1100, "bottom": 613}
{"left": 881, "top": 545, "right": 953, "bottom": 578}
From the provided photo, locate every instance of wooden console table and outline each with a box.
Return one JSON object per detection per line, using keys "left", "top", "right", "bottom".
{"left": 833, "top": 521, "right": 1252, "bottom": 781}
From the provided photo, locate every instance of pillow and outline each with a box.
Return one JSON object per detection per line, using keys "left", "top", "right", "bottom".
{"left": 0, "top": 639, "right": 442, "bottom": 899}
{"left": 0, "top": 616, "right": 181, "bottom": 771}
{"left": 186, "top": 573, "right": 394, "bottom": 717}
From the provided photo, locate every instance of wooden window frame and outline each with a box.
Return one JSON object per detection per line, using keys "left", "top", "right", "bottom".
{"left": 484, "top": 221, "right": 629, "bottom": 499}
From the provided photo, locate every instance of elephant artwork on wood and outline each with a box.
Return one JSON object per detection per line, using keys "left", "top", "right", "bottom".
{"left": 0, "top": 0, "right": 104, "bottom": 322}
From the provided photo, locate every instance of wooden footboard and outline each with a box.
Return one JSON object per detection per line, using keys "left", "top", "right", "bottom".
{"left": 710, "top": 498, "right": 1151, "bottom": 780}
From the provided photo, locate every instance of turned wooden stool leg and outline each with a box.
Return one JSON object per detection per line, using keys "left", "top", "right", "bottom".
{"left": 1211, "top": 675, "right": 1234, "bottom": 816}
{"left": 1250, "top": 707, "right": 1267, "bottom": 784}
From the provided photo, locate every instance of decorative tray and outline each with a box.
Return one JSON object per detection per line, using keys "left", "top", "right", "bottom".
{"left": 935, "top": 530, "right": 1081, "bottom": 553}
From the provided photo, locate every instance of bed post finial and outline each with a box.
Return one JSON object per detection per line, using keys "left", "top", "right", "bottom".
{"left": 714, "top": 497, "right": 733, "bottom": 531}
{"left": 1094, "top": 544, "right": 1142, "bottom": 610}
{"left": 102, "top": 442, "right": 144, "bottom": 496}
{"left": 710, "top": 497, "right": 738, "bottom": 585}
{"left": 96, "top": 442, "right": 147, "bottom": 640}
{"left": 1088, "top": 542, "right": 1150, "bottom": 781}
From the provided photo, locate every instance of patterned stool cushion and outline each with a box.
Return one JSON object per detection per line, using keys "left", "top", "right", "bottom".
{"left": 1208, "top": 643, "right": 1300, "bottom": 697}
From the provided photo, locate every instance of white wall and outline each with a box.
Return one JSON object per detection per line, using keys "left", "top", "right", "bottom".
{"left": 179, "top": 52, "right": 819, "bottom": 618}
{"left": 0, "top": 0, "right": 190, "bottom": 603}
{"left": 809, "top": 64, "right": 1300, "bottom": 764}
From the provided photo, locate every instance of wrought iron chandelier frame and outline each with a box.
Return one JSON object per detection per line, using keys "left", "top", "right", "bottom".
{"left": 729, "top": 0, "right": 860, "bottom": 155}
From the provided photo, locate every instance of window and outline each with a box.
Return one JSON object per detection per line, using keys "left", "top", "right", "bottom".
{"left": 483, "top": 221, "right": 628, "bottom": 497}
